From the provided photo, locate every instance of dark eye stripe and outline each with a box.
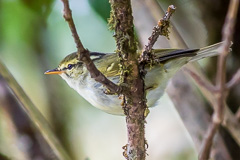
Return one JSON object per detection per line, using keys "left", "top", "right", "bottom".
{"left": 62, "top": 62, "right": 82, "bottom": 71}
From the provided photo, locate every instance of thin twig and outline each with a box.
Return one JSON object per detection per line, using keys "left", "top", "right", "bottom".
{"left": 236, "top": 107, "right": 240, "bottom": 122}
{"left": 167, "top": 71, "right": 232, "bottom": 159}
{"left": 184, "top": 68, "right": 217, "bottom": 92}
{"left": 199, "top": 0, "right": 239, "bottom": 159}
{"left": 199, "top": 118, "right": 220, "bottom": 160}
{"left": 60, "top": 0, "right": 121, "bottom": 94}
{"left": 0, "top": 60, "right": 71, "bottom": 160}
{"left": 140, "top": 5, "right": 176, "bottom": 63}
{"left": 187, "top": 64, "right": 240, "bottom": 146}
{"left": 143, "top": 0, "right": 187, "bottom": 48}
{"left": 61, "top": 0, "right": 85, "bottom": 53}
{"left": 226, "top": 69, "right": 240, "bottom": 89}
{"left": 145, "top": 5, "right": 176, "bottom": 51}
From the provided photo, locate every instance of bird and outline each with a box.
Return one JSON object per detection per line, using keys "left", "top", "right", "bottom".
{"left": 45, "top": 43, "right": 222, "bottom": 115}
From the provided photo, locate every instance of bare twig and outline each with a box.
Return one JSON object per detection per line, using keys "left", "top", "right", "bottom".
{"left": 0, "top": 60, "right": 71, "bottom": 160}
{"left": 222, "top": 108, "right": 240, "bottom": 145}
{"left": 226, "top": 69, "right": 240, "bottom": 89}
{"left": 140, "top": 5, "right": 176, "bottom": 63}
{"left": 60, "top": 0, "right": 121, "bottom": 94}
{"left": 184, "top": 68, "right": 217, "bottom": 92}
{"left": 142, "top": 0, "right": 187, "bottom": 48}
{"left": 145, "top": 5, "right": 176, "bottom": 51}
{"left": 236, "top": 107, "right": 240, "bottom": 121}
{"left": 167, "top": 72, "right": 232, "bottom": 159}
{"left": 199, "top": 119, "right": 220, "bottom": 160}
{"left": 199, "top": 0, "right": 239, "bottom": 159}
{"left": 61, "top": 0, "right": 85, "bottom": 53}
{"left": 187, "top": 64, "right": 240, "bottom": 146}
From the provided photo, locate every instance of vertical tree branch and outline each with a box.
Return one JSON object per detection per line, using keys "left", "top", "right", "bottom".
{"left": 109, "top": 0, "right": 146, "bottom": 159}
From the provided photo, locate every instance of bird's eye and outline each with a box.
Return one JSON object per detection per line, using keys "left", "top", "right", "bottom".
{"left": 67, "top": 64, "right": 74, "bottom": 70}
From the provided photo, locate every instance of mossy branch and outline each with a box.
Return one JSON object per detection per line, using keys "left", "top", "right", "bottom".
{"left": 139, "top": 5, "right": 176, "bottom": 75}
{"left": 109, "top": 0, "right": 146, "bottom": 159}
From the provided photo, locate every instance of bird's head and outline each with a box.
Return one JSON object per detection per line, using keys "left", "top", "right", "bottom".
{"left": 44, "top": 52, "right": 84, "bottom": 79}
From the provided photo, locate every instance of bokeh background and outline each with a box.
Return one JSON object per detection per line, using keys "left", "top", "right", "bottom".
{"left": 0, "top": 0, "right": 239, "bottom": 160}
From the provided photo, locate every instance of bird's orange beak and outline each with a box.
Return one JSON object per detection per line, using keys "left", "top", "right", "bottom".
{"left": 44, "top": 68, "right": 65, "bottom": 75}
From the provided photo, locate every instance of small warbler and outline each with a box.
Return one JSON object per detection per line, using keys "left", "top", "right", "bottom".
{"left": 45, "top": 43, "right": 221, "bottom": 115}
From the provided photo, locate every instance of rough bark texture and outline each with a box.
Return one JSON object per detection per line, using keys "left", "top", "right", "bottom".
{"left": 109, "top": 0, "right": 146, "bottom": 159}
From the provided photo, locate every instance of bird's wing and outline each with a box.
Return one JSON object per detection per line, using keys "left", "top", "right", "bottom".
{"left": 94, "top": 53, "right": 120, "bottom": 78}
{"left": 94, "top": 49, "right": 199, "bottom": 77}
{"left": 152, "top": 49, "right": 199, "bottom": 63}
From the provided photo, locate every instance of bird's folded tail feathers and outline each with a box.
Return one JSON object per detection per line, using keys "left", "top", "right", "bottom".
{"left": 189, "top": 42, "right": 229, "bottom": 62}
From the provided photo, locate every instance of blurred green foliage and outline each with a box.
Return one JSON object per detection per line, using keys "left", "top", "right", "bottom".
{"left": 88, "top": 0, "right": 111, "bottom": 22}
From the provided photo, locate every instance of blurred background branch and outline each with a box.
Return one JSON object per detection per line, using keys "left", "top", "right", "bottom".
{"left": 0, "top": 60, "right": 71, "bottom": 160}
{"left": 0, "top": 76, "right": 56, "bottom": 160}
{"left": 199, "top": 0, "right": 239, "bottom": 159}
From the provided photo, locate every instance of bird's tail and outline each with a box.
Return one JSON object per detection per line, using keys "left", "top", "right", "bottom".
{"left": 189, "top": 42, "right": 226, "bottom": 62}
